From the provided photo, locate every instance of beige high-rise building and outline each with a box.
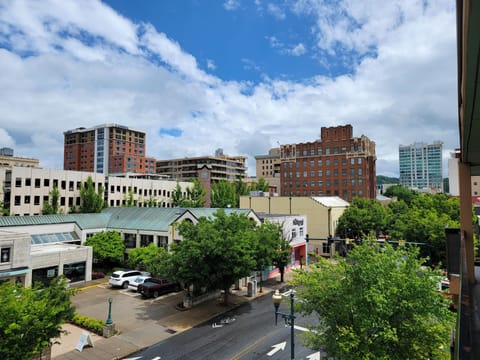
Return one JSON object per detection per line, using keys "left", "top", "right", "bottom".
{"left": 255, "top": 148, "right": 281, "bottom": 194}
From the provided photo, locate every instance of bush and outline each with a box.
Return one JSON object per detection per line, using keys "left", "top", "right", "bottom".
{"left": 71, "top": 313, "right": 104, "bottom": 335}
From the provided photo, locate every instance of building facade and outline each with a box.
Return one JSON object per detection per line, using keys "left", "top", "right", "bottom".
{"left": 156, "top": 148, "right": 247, "bottom": 183}
{"left": 255, "top": 148, "right": 281, "bottom": 194}
{"left": 399, "top": 141, "right": 443, "bottom": 193}
{"left": 279, "top": 125, "right": 376, "bottom": 202}
{"left": 0, "top": 166, "right": 192, "bottom": 216}
{"left": 240, "top": 195, "right": 349, "bottom": 258}
{"left": 0, "top": 148, "right": 39, "bottom": 168}
{"left": 64, "top": 124, "right": 155, "bottom": 175}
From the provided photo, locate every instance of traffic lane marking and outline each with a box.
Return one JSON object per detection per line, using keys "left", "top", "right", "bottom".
{"left": 229, "top": 334, "right": 271, "bottom": 360}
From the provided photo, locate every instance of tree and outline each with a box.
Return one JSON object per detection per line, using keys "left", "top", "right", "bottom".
{"left": 211, "top": 180, "right": 237, "bottom": 208}
{"left": 384, "top": 185, "right": 419, "bottom": 206}
{"left": 42, "top": 185, "right": 61, "bottom": 214}
{"left": 172, "top": 180, "right": 206, "bottom": 208}
{"left": 291, "top": 241, "right": 455, "bottom": 359}
{"left": 126, "top": 243, "right": 167, "bottom": 270}
{"left": 249, "top": 177, "right": 269, "bottom": 192}
{"left": 271, "top": 232, "right": 292, "bottom": 282}
{"left": 85, "top": 231, "right": 125, "bottom": 266}
{"left": 336, "top": 198, "right": 390, "bottom": 238}
{"left": 123, "top": 187, "right": 135, "bottom": 207}
{"left": 79, "top": 176, "right": 105, "bottom": 213}
{"left": 172, "top": 210, "right": 258, "bottom": 304}
{"left": 0, "top": 277, "right": 75, "bottom": 359}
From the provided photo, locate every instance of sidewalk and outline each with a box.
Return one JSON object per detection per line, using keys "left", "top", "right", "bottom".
{"left": 52, "top": 273, "right": 292, "bottom": 360}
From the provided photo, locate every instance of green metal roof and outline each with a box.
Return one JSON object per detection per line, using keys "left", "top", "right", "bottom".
{"left": 0, "top": 207, "right": 256, "bottom": 232}
{"left": 102, "top": 207, "right": 185, "bottom": 231}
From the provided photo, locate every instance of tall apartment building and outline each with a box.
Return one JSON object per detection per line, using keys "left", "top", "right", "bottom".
{"left": 255, "top": 148, "right": 281, "bottom": 194}
{"left": 156, "top": 148, "right": 247, "bottom": 182}
{"left": 399, "top": 141, "right": 443, "bottom": 193}
{"left": 279, "top": 125, "right": 376, "bottom": 202}
{"left": 64, "top": 124, "right": 155, "bottom": 175}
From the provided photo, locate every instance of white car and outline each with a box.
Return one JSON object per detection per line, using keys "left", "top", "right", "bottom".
{"left": 109, "top": 270, "right": 151, "bottom": 289}
{"left": 128, "top": 276, "right": 152, "bottom": 292}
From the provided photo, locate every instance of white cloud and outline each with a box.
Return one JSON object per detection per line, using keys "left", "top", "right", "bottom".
{"left": 267, "top": 3, "right": 286, "bottom": 20}
{"left": 223, "top": 0, "right": 240, "bottom": 11}
{"left": 207, "top": 59, "right": 216, "bottom": 70}
{"left": 288, "top": 43, "right": 306, "bottom": 56}
{"left": 0, "top": 0, "right": 457, "bottom": 178}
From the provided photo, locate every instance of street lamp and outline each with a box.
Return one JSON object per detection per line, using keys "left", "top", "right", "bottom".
{"left": 106, "top": 297, "right": 113, "bottom": 325}
{"left": 305, "top": 233, "right": 309, "bottom": 266}
{"left": 272, "top": 289, "right": 296, "bottom": 360}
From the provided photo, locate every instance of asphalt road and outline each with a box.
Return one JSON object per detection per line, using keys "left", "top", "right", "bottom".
{"left": 127, "top": 294, "right": 327, "bottom": 360}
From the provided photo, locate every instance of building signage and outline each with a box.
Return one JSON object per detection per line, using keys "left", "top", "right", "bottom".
{"left": 293, "top": 219, "right": 304, "bottom": 226}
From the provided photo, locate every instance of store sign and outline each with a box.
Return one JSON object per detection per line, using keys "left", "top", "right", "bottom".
{"left": 293, "top": 219, "right": 304, "bottom": 226}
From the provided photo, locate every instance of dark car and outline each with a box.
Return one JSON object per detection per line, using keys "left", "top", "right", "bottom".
{"left": 138, "top": 277, "right": 181, "bottom": 298}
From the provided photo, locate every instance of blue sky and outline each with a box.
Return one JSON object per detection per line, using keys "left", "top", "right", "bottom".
{"left": 0, "top": 0, "right": 457, "bottom": 177}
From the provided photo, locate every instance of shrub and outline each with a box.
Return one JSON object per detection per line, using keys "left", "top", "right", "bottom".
{"left": 71, "top": 313, "right": 104, "bottom": 335}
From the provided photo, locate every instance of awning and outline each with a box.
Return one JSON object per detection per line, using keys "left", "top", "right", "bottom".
{"left": 0, "top": 266, "right": 30, "bottom": 278}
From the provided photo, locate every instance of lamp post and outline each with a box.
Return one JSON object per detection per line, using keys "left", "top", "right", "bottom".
{"left": 106, "top": 296, "right": 113, "bottom": 325}
{"left": 272, "top": 289, "right": 296, "bottom": 360}
{"left": 305, "top": 233, "right": 309, "bottom": 266}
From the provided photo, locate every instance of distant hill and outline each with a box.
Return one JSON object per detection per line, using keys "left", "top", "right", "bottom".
{"left": 377, "top": 175, "right": 399, "bottom": 185}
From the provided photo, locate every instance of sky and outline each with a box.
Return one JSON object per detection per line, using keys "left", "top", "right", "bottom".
{"left": 0, "top": 0, "right": 458, "bottom": 178}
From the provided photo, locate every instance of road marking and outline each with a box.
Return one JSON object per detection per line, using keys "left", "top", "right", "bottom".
{"left": 77, "top": 282, "right": 109, "bottom": 291}
{"left": 294, "top": 325, "right": 309, "bottom": 332}
{"left": 267, "top": 341, "right": 286, "bottom": 356}
{"left": 230, "top": 334, "right": 270, "bottom": 360}
{"left": 306, "top": 352, "right": 321, "bottom": 360}
{"left": 123, "top": 357, "right": 142, "bottom": 360}
{"left": 212, "top": 323, "right": 224, "bottom": 328}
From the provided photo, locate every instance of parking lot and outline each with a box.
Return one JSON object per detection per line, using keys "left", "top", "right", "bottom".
{"left": 72, "top": 281, "right": 185, "bottom": 333}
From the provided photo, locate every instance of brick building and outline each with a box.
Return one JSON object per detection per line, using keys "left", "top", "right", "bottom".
{"left": 279, "top": 125, "right": 376, "bottom": 202}
{"left": 64, "top": 124, "right": 155, "bottom": 175}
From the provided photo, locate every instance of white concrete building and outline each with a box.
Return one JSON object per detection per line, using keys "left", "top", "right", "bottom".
{"left": 0, "top": 166, "right": 192, "bottom": 216}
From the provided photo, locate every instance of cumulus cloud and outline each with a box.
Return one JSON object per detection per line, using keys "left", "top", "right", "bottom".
{"left": 0, "top": 0, "right": 457, "bottom": 177}
{"left": 223, "top": 0, "right": 240, "bottom": 11}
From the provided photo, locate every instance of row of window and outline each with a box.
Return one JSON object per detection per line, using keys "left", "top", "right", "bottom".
{"left": 282, "top": 189, "right": 364, "bottom": 197}
{"left": 283, "top": 178, "right": 364, "bottom": 188}
{"left": 283, "top": 157, "right": 363, "bottom": 169}
{"left": 285, "top": 145, "right": 364, "bottom": 158}
{"left": 15, "top": 178, "right": 102, "bottom": 191}
{"left": 284, "top": 168, "right": 363, "bottom": 178}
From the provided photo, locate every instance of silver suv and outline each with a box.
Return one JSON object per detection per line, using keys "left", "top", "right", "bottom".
{"left": 109, "top": 270, "right": 150, "bottom": 289}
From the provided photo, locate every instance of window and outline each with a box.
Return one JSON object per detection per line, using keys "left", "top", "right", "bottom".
{"left": 15, "top": 177, "right": 21, "bottom": 187}
{"left": 14, "top": 196, "right": 21, "bottom": 206}
{"left": 326, "top": 170, "right": 330, "bottom": 176}
{"left": 351, "top": 158, "right": 355, "bottom": 165}
{"left": 61, "top": 180, "right": 66, "bottom": 190}
{"left": 318, "top": 170, "right": 323, "bottom": 177}
{"left": 292, "top": 228, "right": 297, "bottom": 239}
{"left": 317, "top": 149, "right": 323, "bottom": 156}
{"left": 318, "top": 160, "right": 322, "bottom": 166}
{"left": 44, "top": 179, "right": 50, "bottom": 187}
{"left": 326, "top": 159, "right": 330, "bottom": 166}
{"left": 35, "top": 178, "right": 41, "bottom": 188}
{"left": 69, "top": 181, "right": 74, "bottom": 191}
{"left": 334, "top": 158, "right": 338, "bottom": 166}
{"left": 310, "top": 161, "right": 314, "bottom": 167}
{"left": 299, "top": 227, "right": 304, "bottom": 236}
{"left": 358, "top": 158, "right": 362, "bottom": 164}
{"left": 25, "top": 178, "right": 31, "bottom": 186}
{"left": 1, "top": 248, "right": 11, "bottom": 263}
{"left": 303, "top": 171, "right": 307, "bottom": 177}
{"left": 325, "top": 148, "right": 330, "bottom": 155}
{"left": 358, "top": 169, "right": 363, "bottom": 176}
{"left": 34, "top": 196, "right": 40, "bottom": 205}
{"left": 310, "top": 171, "right": 315, "bottom": 177}
{"left": 23, "top": 195, "right": 30, "bottom": 204}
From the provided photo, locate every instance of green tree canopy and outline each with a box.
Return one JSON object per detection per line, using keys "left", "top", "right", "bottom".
{"left": 85, "top": 231, "right": 125, "bottom": 266}
{"left": 0, "top": 277, "right": 75, "bottom": 359}
{"left": 336, "top": 198, "right": 390, "bottom": 238}
{"left": 211, "top": 180, "right": 238, "bottom": 208}
{"left": 383, "top": 184, "right": 419, "bottom": 206}
{"left": 126, "top": 243, "right": 167, "bottom": 270}
{"left": 292, "top": 241, "right": 455, "bottom": 360}
{"left": 79, "top": 176, "right": 106, "bottom": 213}
{"left": 166, "top": 210, "right": 258, "bottom": 304}
{"left": 249, "top": 177, "right": 269, "bottom": 192}
{"left": 172, "top": 179, "right": 206, "bottom": 208}
{"left": 42, "top": 185, "right": 61, "bottom": 215}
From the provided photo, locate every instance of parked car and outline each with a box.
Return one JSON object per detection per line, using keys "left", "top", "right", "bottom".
{"left": 109, "top": 270, "right": 151, "bottom": 289}
{"left": 138, "top": 277, "right": 181, "bottom": 298}
{"left": 128, "top": 276, "right": 152, "bottom": 292}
